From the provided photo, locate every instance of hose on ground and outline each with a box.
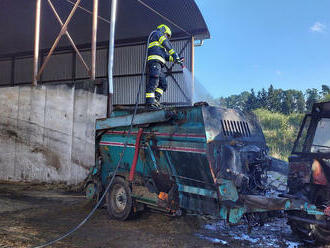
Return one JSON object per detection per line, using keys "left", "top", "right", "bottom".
{"left": 32, "top": 31, "right": 155, "bottom": 248}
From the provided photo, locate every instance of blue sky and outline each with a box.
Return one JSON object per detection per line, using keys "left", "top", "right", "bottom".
{"left": 194, "top": 0, "right": 330, "bottom": 98}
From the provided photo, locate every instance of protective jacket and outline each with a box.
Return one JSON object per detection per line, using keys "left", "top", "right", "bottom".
{"left": 147, "top": 29, "right": 179, "bottom": 65}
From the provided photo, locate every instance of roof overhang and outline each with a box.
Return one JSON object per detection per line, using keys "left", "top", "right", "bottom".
{"left": 0, "top": 0, "right": 210, "bottom": 57}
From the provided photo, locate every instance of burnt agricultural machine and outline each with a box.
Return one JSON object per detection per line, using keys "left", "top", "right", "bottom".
{"left": 287, "top": 101, "right": 330, "bottom": 244}
{"left": 84, "top": 104, "right": 330, "bottom": 240}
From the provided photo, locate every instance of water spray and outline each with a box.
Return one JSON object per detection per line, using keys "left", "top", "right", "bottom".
{"left": 179, "top": 57, "right": 214, "bottom": 105}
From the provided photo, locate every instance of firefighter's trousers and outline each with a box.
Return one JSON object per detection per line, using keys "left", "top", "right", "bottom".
{"left": 146, "top": 61, "right": 167, "bottom": 104}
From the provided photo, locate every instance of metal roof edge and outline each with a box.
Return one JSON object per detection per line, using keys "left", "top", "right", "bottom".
{"left": 191, "top": 0, "right": 210, "bottom": 40}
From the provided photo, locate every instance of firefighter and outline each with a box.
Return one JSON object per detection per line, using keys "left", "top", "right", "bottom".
{"left": 145, "top": 24, "right": 183, "bottom": 110}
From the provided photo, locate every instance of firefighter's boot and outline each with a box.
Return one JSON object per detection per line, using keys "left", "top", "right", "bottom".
{"left": 145, "top": 92, "right": 161, "bottom": 111}
{"left": 146, "top": 103, "right": 161, "bottom": 111}
{"left": 155, "top": 89, "right": 164, "bottom": 109}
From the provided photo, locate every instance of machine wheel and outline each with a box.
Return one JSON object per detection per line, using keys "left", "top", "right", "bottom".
{"left": 106, "top": 177, "right": 132, "bottom": 220}
{"left": 85, "top": 180, "right": 104, "bottom": 208}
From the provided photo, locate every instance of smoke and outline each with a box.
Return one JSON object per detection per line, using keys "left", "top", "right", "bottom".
{"left": 182, "top": 67, "right": 214, "bottom": 104}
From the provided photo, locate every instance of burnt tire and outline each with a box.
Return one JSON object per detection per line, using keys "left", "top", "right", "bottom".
{"left": 85, "top": 180, "right": 105, "bottom": 208}
{"left": 288, "top": 211, "right": 330, "bottom": 245}
{"left": 106, "top": 177, "right": 132, "bottom": 221}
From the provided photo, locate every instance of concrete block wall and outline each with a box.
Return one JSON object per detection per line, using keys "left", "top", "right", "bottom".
{"left": 0, "top": 82, "right": 107, "bottom": 184}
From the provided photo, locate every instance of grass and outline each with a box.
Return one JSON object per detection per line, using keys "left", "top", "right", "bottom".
{"left": 253, "top": 108, "right": 304, "bottom": 161}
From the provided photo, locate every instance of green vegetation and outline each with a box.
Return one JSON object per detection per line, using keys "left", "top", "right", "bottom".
{"left": 253, "top": 109, "right": 304, "bottom": 160}
{"left": 213, "top": 84, "right": 330, "bottom": 160}
{"left": 218, "top": 84, "right": 330, "bottom": 115}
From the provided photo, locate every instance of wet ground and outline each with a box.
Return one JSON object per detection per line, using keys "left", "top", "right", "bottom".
{"left": 0, "top": 182, "right": 328, "bottom": 248}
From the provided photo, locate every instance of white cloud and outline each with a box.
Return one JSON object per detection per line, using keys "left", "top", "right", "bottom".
{"left": 310, "top": 22, "right": 326, "bottom": 33}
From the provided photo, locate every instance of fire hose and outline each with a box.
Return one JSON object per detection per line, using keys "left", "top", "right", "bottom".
{"left": 32, "top": 31, "right": 157, "bottom": 248}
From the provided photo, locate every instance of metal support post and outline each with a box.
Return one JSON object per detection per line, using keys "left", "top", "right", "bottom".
{"left": 37, "top": 0, "right": 81, "bottom": 80}
{"left": 91, "top": 0, "right": 99, "bottom": 80}
{"left": 33, "top": 0, "right": 41, "bottom": 86}
{"left": 47, "top": 0, "right": 90, "bottom": 75}
{"left": 107, "top": 0, "right": 118, "bottom": 117}
{"left": 191, "top": 36, "right": 195, "bottom": 105}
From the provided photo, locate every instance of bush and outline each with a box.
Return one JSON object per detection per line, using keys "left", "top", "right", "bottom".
{"left": 253, "top": 108, "right": 304, "bottom": 161}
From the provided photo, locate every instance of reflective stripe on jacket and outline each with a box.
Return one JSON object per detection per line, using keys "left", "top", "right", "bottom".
{"left": 147, "top": 30, "right": 179, "bottom": 64}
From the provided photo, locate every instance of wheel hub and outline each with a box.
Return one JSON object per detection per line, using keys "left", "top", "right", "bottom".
{"left": 86, "top": 183, "right": 96, "bottom": 200}
{"left": 114, "top": 187, "right": 127, "bottom": 211}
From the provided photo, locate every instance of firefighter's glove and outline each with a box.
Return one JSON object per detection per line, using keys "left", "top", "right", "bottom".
{"left": 176, "top": 57, "right": 184, "bottom": 66}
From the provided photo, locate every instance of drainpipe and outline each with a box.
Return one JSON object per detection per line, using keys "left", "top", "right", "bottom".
{"left": 107, "top": 0, "right": 118, "bottom": 117}
{"left": 91, "top": 0, "right": 99, "bottom": 80}
{"left": 191, "top": 36, "right": 195, "bottom": 105}
{"left": 33, "top": 0, "right": 41, "bottom": 86}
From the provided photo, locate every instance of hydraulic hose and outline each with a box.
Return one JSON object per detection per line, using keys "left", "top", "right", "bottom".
{"left": 32, "top": 31, "right": 156, "bottom": 248}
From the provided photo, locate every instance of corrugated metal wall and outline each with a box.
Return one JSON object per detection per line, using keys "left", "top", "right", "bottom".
{"left": 113, "top": 39, "right": 192, "bottom": 105}
{"left": 0, "top": 38, "right": 193, "bottom": 105}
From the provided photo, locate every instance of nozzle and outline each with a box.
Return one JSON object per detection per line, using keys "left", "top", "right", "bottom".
{"left": 178, "top": 57, "right": 185, "bottom": 68}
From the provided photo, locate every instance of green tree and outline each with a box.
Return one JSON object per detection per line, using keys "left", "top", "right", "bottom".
{"left": 322, "top": 94, "right": 330, "bottom": 102}
{"left": 244, "top": 89, "right": 258, "bottom": 112}
{"left": 257, "top": 88, "right": 268, "bottom": 109}
{"left": 267, "top": 84, "right": 276, "bottom": 111}
{"left": 219, "top": 91, "right": 250, "bottom": 111}
{"left": 281, "top": 90, "right": 295, "bottom": 114}
{"left": 292, "top": 90, "right": 305, "bottom": 113}
{"left": 305, "top": 88, "right": 320, "bottom": 112}
{"left": 273, "top": 89, "right": 284, "bottom": 112}
{"left": 321, "top": 84, "right": 330, "bottom": 97}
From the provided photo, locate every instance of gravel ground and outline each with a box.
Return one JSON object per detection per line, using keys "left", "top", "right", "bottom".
{"left": 0, "top": 182, "right": 328, "bottom": 248}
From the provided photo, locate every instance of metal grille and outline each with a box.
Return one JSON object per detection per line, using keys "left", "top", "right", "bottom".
{"left": 220, "top": 120, "right": 251, "bottom": 137}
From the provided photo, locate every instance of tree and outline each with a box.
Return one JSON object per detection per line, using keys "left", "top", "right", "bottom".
{"left": 244, "top": 89, "right": 258, "bottom": 112}
{"left": 281, "top": 90, "right": 295, "bottom": 114}
{"left": 267, "top": 84, "right": 276, "bottom": 111}
{"left": 292, "top": 90, "right": 305, "bottom": 113}
{"left": 321, "top": 84, "right": 330, "bottom": 97}
{"left": 257, "top": 88, "right": 267, "bottom": 109}
{"left": 305, "top": 88, "right": 320, "bottom": 112}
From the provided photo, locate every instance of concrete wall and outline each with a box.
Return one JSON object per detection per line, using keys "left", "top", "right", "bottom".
{"left": 0, "top": 82, "right": 107, "bottom": 184}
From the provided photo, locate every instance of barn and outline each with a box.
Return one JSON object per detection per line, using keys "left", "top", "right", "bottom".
{"left": 0, "top": 0, "right": 210, "bottom": 184}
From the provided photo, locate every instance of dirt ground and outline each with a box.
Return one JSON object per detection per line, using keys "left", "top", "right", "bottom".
{"left": 0, "top": 182, "right": 327, "bottom": 248}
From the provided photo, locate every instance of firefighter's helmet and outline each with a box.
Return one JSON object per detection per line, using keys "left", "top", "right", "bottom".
{"left": 157, "top": 24, "right": 172, "bottom": 38}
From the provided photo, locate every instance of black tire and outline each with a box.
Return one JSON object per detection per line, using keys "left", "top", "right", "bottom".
{"left": 106, "top": 177, "right": 132, "bottom": 221}
{"left": 85, "top": 180, "right": 105, "bottom": 208}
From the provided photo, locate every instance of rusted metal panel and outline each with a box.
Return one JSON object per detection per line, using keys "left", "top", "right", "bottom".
{"left": 287, "top": 160, "right": 312, "bottom": 193}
